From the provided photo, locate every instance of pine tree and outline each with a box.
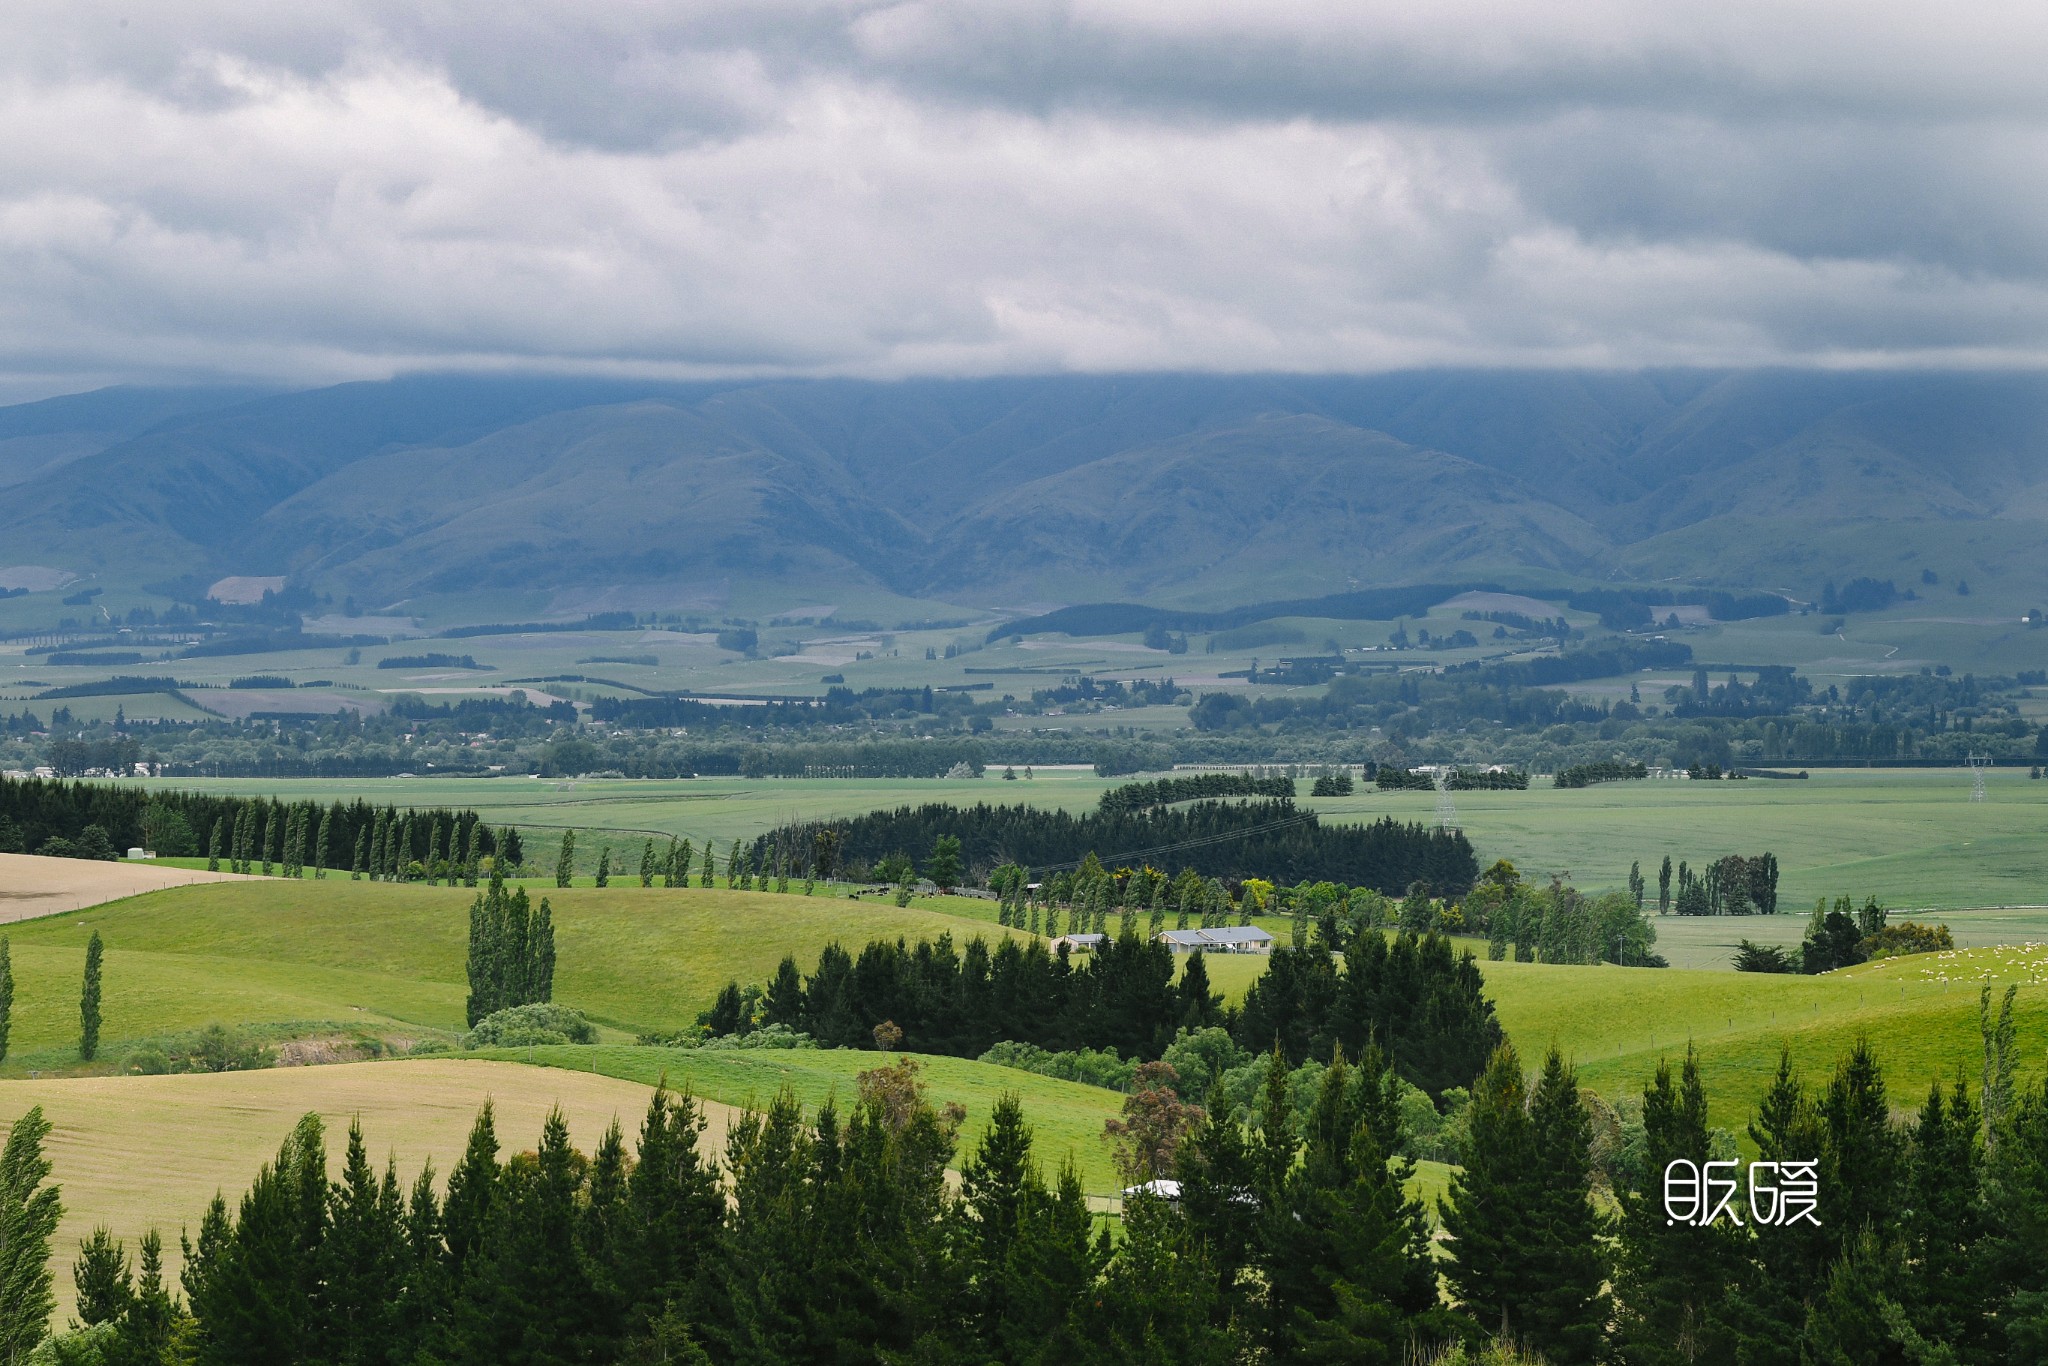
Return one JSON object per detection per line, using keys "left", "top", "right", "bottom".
{"left": 450, "top": 1110, "right": 600, "bottom": 1363}
{"left": 0, "top": 939, "right": 12, "bottom": 1065}
{"left": 1611, "top": 1049, "right": 1743, "bottom": 1363}
{"left": 1522, "top": 1048, "right": 1611, "bottom": 1362}
{"left": 1440, "top": 1042, "right": 1540, "bottom": 1336}
{"left": 73, "top": 1226, "right": 132, "bottom": 1325}
{"left": 79, "top": 932, "right": 103, "bottom": 1062}
{"left": 555, "top": 830, "right": 576, "bottom": 889}
{"left": 322, "top": 1121, "right": 404, "bottom": 1361}
{"left": 117, "top": 1228, "right": 176, "bottom": 1365}
{"left": 639, "top": 840, "right": 656, "bottom": 889}
{"left": 0, "top": 1107, "right": 62, "bottom": 1363}
{"left": 440, "top": 1104, "right": 499, "bottom": 1286}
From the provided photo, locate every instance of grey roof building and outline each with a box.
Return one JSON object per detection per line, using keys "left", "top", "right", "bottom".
{"left": 1155, "top": 926, "right": 1274, "bottom": 953}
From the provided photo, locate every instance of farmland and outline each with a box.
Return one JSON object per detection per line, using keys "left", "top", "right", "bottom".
{"left": 117, "top": 762, "right": 2048, "bottom": 912}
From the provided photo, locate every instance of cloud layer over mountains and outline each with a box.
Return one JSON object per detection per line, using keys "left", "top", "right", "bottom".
{"left": 3, "top": 2, "right": 2046, "bottom": 396}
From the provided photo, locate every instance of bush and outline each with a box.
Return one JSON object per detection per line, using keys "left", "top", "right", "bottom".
{"left": 978, "top": 1041, "right": 1139, "bottom": 1091}
{"left": 191, "top": 1023, "right": 271, "bottom": 1072}
{"left": 123, "top": 1047, "right": 171, "bottom": 1076}
{"left": 1862, "top": 921, "right": 1955, "bottom": 960}
{"left": 1733, "top": 939, "right": 1799, "bottom": 973}
{"left": 409, "top": 1037, "right": 455, "bottom": 1056}
{"left": 461, "top": 1003, "right": 598, "bottom": 1049}
{"left": 697, "top": 1023, "right": 817, "bottom": 1051}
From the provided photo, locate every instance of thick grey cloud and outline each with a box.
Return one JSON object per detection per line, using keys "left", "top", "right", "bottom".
{"left": 1, "top": 0, "right": 2044, "bottom": 397}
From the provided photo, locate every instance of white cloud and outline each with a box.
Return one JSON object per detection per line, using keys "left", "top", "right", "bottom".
{"left": 0, "top": 0, "right": 2044, "bottom": 394}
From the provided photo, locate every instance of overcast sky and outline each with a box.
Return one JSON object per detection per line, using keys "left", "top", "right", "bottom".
{"left": 3, "top": 0, "right": 2045, "bottom": 398}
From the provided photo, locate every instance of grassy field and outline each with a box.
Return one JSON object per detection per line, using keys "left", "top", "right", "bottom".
{"left": 122, "top": 765, "right": 2048, "bottom": 915}
{"left": 1312, "top": 765, "right": 2048, "bottom": 910}
{"left": 0, "top": 882, "right": 1036, "bottom": 1070}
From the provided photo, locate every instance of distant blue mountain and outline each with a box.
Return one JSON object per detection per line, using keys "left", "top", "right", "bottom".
{"left": 3, "top": 370, "right": 2042, "bottom": 611}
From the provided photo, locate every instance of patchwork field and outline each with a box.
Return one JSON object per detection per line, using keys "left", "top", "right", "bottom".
{"left": 121, "top": 764, "right": 2048, "bottom": 915}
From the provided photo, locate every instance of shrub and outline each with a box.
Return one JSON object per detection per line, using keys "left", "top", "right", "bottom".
{"left": 123, "top": 1047, "right": 171, "bottom": 1076}
{"left": 191, "top": 1023, "right": 271, "bottom": 1072}
{"left": 461, "top": 1003, "right": 598, "bottom": 1049}
{"left": 697, "top": 1023, "right": 817, "bottom": 1051}
{"left": 978, "top": 1041, "right": 1138, "bottom": 1091}
{"left": 1733, "top": 939, "right": 1799, "bottom": 973}
{"left": 1862, "top": 921, "right": 1955, "bottom": 960}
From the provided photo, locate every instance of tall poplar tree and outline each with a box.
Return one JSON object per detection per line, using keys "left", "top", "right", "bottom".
{"left": 78, "top": 932, "right": 103, "bottom": 1062}
{"left": 0, "top": 1106, "right": 62, "bottom": 1363}
{"left": 0, "top": 938, "right": 12, "bottom": 1065}
{"left": 555, "top": 831, "right": 576, "bottom": 889}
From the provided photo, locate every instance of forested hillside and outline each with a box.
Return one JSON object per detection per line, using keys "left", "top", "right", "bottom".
{"left": 3, "top": 371, "right": 2046, "bottom": 610}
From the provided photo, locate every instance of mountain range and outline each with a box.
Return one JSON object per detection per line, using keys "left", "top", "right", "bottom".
{"left": 2, "top": 370, "right": 2044, "bottom": 615}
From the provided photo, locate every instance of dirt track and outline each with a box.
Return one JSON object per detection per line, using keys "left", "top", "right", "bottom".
{"left": 0, "top": 852, "right": 253, "bottom": 923}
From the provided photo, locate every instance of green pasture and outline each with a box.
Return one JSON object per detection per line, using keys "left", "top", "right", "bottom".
{"left": 1311, "top": 765, "right": 2048, "bottom": 910}
{"left": 0, "top": 882, "right": 1033, "bottom": 1070}
{"left": 125, "top": 766, "right": 2048, "bottom": 915}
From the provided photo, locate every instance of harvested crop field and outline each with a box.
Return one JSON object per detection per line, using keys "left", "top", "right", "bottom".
{"left": 0, "top": 852, "right": 253, "bottom": 922}
{"left": 0, "top": 1059, "right": 724, "bottom": 1320}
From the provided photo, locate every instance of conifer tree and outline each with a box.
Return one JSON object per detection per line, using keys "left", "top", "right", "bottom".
{"left": 450, "top": 1109, "right": 599, "bottom": 1362}
{"left": 701, "top": 842, "right": 716, "bottom": 887}
{"left": 440, "top": 1103, "right": 499, "bottom": 1285}
{"left": 555, "top": 830, "right": 576, "bottom": 889}
{"left": 367, "top": 810, "right": 385, "bottom": 882}
{"left": 1521, "top": 1048, "right": 1611, "bottom": 1362}
{"left": 0, "top": 1106, "right": 62, "bottom": 1363}
{"left": 1611, "top": 1049, "right": 1743, "bottom": 1362}
{"left": 0, "top": 938, "right": 12, "bottom": 1065}
{"left": 462, "top": 819, "right": 482, "bottom": 887}
{"left": 662, "top": 838, "right": 681, "bottom": 888}
{"left": 79, "top": 932, "right": 103, "bottom": 1062}
{"left": 1440, "top": 1042, "right": 1540, "bottom": 1336}
{"left": 639, "top": 840, "right": 656, "bottom": 888}
{"left": 352, "top": 828, "right": 367, "bottom": 880}
{"left": 392, "top": 814, "right": 411, "bottom": 880}
{"left": 425, "top": 820, "right": 445, "bottom": 886}
{"left": 119, "top": 1228, "right": 176, "bottom": 1365}
{"left": 73, "top": 1227, "right": 131, "bottom": 1326}
{"left": 260, "top": 806, "right": 276, "bottom": 877}
{"left": 323, "top": 1121, "right": 404, "bottom": 1360}
{"left": 207, "top": 818, "right": 223, "bottom": 873}
{"left": 596, "top": 846, "right": 611, "bottom": 888}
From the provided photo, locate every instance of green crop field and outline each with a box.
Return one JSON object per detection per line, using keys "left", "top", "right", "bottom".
{"left": 122, "top": 764, "right": 2048, "bottom": 915}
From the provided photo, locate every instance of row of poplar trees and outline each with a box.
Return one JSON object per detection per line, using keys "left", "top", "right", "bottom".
{"left": 464, "top": 872, "right": 556, "bottom": 1027}
{"left": 49, "top": 988, "right": 2048, "bottom": 1364}
{"left": 202, "top": 797, "right": 521, "bottom": 884}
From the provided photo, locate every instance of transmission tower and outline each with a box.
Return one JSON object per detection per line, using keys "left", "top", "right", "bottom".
{"left": 1434, "top": 768, "right": 1459, "bottom": 830}
{"left": 1968, "top": 752, "right": 1989, "bottom": 803}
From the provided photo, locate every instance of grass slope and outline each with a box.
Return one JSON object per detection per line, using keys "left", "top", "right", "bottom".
{"left": 0, "top": 882, "right": 1023, "bottom": 1068}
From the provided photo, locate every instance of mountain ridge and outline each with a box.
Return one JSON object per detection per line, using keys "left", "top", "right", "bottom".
{"left": 3, "top": 370, "right": 2042, "bottom": 614}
